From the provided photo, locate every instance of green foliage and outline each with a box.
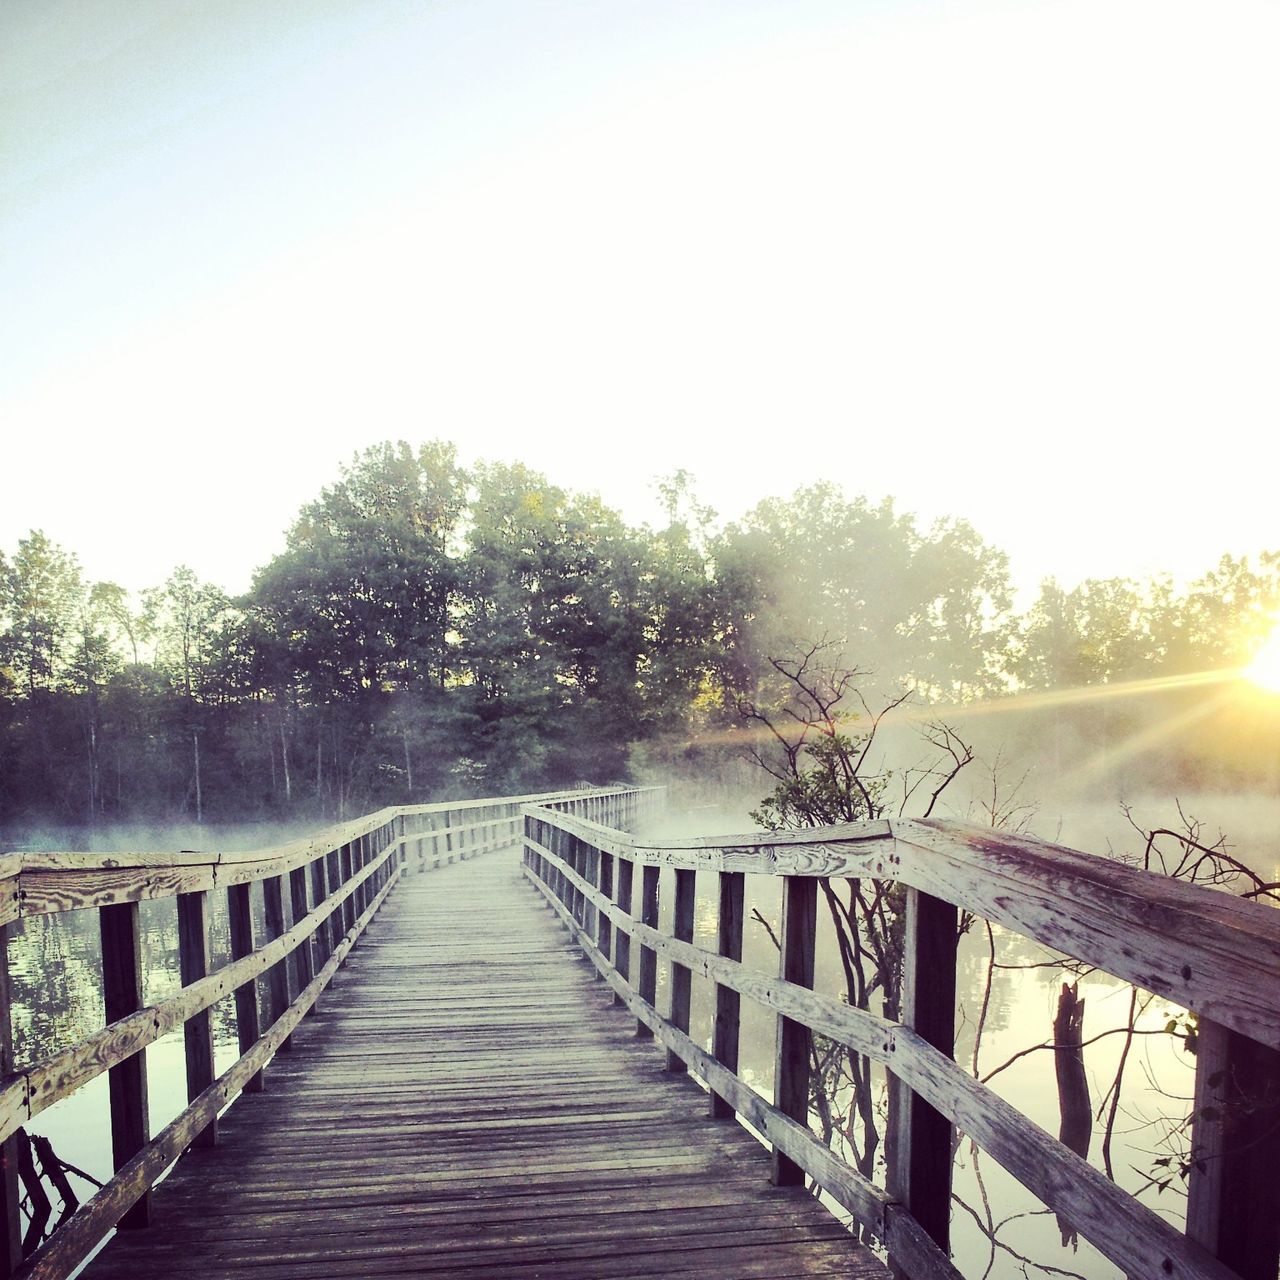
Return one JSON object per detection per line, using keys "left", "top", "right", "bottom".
{"left": 0, "top": 443, "right": 1277, "bottom": 832}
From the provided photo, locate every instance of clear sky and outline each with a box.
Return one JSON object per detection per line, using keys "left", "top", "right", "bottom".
{"left": 3, "top": 0, "right": 1276, "bottom": 597}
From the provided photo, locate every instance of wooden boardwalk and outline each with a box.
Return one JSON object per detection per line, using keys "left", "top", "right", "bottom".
{"left": 81, "top": 848, "right": 883, "bottom": 1279}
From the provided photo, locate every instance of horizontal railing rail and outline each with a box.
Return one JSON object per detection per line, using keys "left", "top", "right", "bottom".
{"left": 0, "top": 784, "right": 659, "bottom": 1280}
{"left": 521, "top": 808, "right": 1280, "bottom": 1280}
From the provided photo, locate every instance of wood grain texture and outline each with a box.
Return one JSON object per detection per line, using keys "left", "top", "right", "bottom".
{"left": 77, "top": 850, "right": 878, "bottom": 1280}
{"left": 20, "top": 872, "right": 399, "bottom": 1280}
{"left": 527, "top": 829, "right": 1243, "bottom": 1280}
{"left": 522, "top": 811, "right": 1280, "bottom": 1052}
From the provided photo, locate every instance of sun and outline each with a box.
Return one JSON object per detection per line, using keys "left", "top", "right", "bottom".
{"left": 1243, "top": 625, "right": 1280, "bottom": 693}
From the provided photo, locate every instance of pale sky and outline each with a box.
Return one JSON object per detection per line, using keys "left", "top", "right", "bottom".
{"left": 3, "top": 0, "right": 1277, "bottom": 597}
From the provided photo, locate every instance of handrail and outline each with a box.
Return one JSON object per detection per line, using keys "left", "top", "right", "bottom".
{"left": 521, "top": 806, "right": 1280, "bottom": 1280}
{"left": 0, "top": 784, "right": 658, "bottom": 1280}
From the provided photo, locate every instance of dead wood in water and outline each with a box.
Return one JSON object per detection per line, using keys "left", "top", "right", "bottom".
{"left": 1054, "top": 981, "right": 1090, "bottom": 1248}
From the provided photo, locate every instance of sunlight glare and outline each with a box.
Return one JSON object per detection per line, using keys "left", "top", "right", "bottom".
{"left": 1244, "top": 625, "right": 1280, "bottom": 692}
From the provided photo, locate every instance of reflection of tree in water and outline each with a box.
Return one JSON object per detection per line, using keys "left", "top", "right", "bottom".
{"left": 10, "top": 894, "right": 244, "bottom": 1071}
{"left": 8, "top": 912, "right": 102, "bottom": 1066}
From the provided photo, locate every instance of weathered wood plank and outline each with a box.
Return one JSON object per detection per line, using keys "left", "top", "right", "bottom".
{"left": 522, "top": 810, "right": 1280, "bottom": 1051}
{"left": 76, "top": 842, "right": 866, "bottom": 1280}
{"left": 23, "top": 870, "right": 400, "bottom": 1280}
{"left": 527, "top": 831, "right": 1244, "bottom": 1280}
{"left": 1, "top": 845, "right": 396, "bottom": 1145}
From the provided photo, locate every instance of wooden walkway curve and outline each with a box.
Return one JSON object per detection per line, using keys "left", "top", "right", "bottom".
{"left": 80, "top": 849, "right": 882, "bottom": 1279}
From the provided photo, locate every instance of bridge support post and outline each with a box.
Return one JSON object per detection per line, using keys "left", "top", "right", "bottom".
{"left": 887, "top": 887, "right": 957, "bottom": 1270}
{"left": 636, "top": 865, "right": 660, "bottom": 1037}
{"left": 597, "top": 851, "right": 614, "bottom": 963}
{"left": 1186, "top": 1018, "right": 1280, "bottom": 1280}
{"left": 178, "top": 891, "right": 217, "bottom": 1147}
{"left": 772, "top": 876, "right": 817, "bottom": 1185}
{"left": 99, "top": 901, "right": 152, "bottom": 1226}
{"left": 228, "top": 883, "right": 264, "bottom": 1092}
{"left": 709, "top": 871, "right": 744, "bottom": 1118}
{"left": 262, "top": 874, "right": 294, "bottom": 1051}
{"left": 290, "top": 866, "right": 315, "bottom": 1000}
{"left": 613, "top": 858, "right": 633, "bottom": 1007}
{"left": 666, "top": 868, "right": 695, "bottom": 1073}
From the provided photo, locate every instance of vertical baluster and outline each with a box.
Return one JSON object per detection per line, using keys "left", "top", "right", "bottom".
{"left": 636, "top": 864, "right": 660, "bottom": 1037}
{"left": 887, "top": 887, "right": 957, "bottom": 1266}
{"left": 667, "top": 868, "right": 695, "bottom": 1073}
{"left": 177, "top": 891, "right": 217, "bottom": 1147}
{"left": 309, "top": 856, "right": 329, "bottom": 973}
{"left": 0, "top": 918, "right": 23, "bottom": 1272}
{"left": 1186, "top": 1019, "right": 1280, "bottom": 1280}
{"left": 262, "top": 874, "right": 293, "bottom": 1050}
{"left": 572, "top": 836, "right": 586, "bottom": 925}
{"left": 339, "top": 843, "right": 355, "bottom": 941}
{"left": 772, "top": 875, "right": 816, "bottom": 1185}
{"left": 227, "top": 883, "right": 264, "bottom": 1091}
{"left": 710, "top": 871, "right": 744, "bottom": 1118}
{"left": 290, "top": 866, "right": 315, "bottom": 997}
{"left": 585, "top": 841, "right": 601, "bottom": 949}
{"left": 597, "top": 850, "right": 614, "bottom": 963}
{"left": 325, "top": 849, "right": 343, "bottom": 952}
{"left": 613, "top": 857, "right": 634, "bottom": 1006}
{"left": 356, "top": 834, "right": 369, "bottom": 914}
{"left": 99, "top": 902, "right": 151, "bottom": 1226}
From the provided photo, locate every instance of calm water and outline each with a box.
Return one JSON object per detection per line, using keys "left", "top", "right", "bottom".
{"left": 9, "top": 800, "right": 1278, "bottom": 1280}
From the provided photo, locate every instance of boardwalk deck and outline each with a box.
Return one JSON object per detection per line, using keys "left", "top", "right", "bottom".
{"left": 81, "top": 848, "right": 884, "bottom": 1279}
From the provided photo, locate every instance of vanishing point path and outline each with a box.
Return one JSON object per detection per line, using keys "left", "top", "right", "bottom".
{"left": 80, "top": 850, "right": 881, "bottom": 1279}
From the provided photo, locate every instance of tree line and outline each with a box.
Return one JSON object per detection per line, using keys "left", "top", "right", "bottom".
{"left": 2, "top": 440, "right": 1276, "bottom": 832}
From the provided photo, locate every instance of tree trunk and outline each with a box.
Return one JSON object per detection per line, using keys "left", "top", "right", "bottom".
{"left": 193, "top": 730, "right": 202, "bottom": 826}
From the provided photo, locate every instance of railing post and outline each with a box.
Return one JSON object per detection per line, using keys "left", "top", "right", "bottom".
{"left": 227, "top": 883, "right": 264, "bottom": 1093}
{"left": 262, "top": 873, "right": 293, "bottom": 1050}
{"left": 99, "top": 902, "right": 151, "bottom": 1226}
{"left": 887, "top": 886, "right": 957, "bottom": 1265}
{"left": 290, "top": 866, "right": 315, "bottom": 998}
{"left": 710, "top": 871, "right": 744, "bottom": 1118}
{"left": 325, "top": 849, "right": 343, "bottom": 953}
{"left": 666, "top": 868, "right": 695, "bottom": 1073}
{"left": 636, "top": 864, "right": 659, "bottom": 1037}
{"left": 0, "top": 922, "right": 23, "bottom": 1273}
{"left": 177, "top": 891, "right": 217, "bottom": 1147}
{"left": 310, "top": 856, "right": 331, "bottom": 969}
{"left": 772, "top": 875, "right": 817, "bottom": 1185}
{"left": 1186, "top": 1018, "right": 1280, "bottom": 1279}
{"left": 339, "top": 842, "right": 355, "bottom": 943}
{"left": 584, "top": 840, "right": 600, "bottom": 950}
{"left": 597, "top": 850, "right": 614, "bottom": 962}
{"left": 613, "top": 856, "right": 634, "bottom": 1006}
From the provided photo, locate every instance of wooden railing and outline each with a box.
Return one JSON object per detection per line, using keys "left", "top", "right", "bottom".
{"left": 521, "top": 809, "right": 1280, "bottom": 1280}
{"left": 0, "top": 784, "right": 657, "bottom": 1280}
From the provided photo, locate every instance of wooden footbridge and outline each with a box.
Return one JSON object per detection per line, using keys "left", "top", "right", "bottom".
{"left": 1, "top": 786, "right": 1278, "bottom": 1280}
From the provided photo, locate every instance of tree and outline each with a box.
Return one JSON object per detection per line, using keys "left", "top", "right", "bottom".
{"left": 736, "top": 640, "right": 974, "bottom": 1191}
{"left": 713, "top": 485, "right": 1011, "bottom": 705}
{"left": 0, "top": 531, "right": 84, "bottom": 697}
